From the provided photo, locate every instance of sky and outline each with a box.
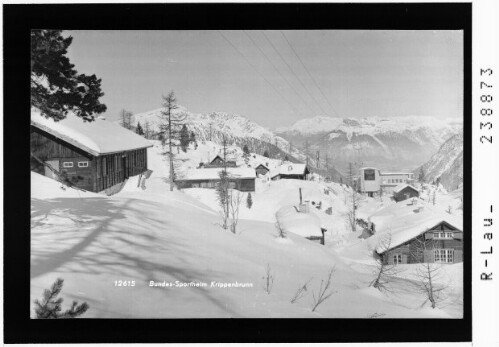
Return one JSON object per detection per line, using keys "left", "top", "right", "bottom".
{"left": 66, "top": 30, "right": 463, "bottom": 129}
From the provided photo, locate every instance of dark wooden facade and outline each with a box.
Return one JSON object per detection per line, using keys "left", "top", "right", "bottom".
{"left": 255, "top": 164, "right": 270, "bottom": 177}
{"left": 393, "top": 186, "right": 420, "bottom": 202}
{"left": 31, "top": 126, "right": 148, "bottom": 192}
{"left": 380, "top": 221, "right": 463, "bottom": 265}
{"left": 203, "top": 155, "right": 237, "bottom": 168}
{"left": 177, "top": 177, "right": 255, "bottom": 192}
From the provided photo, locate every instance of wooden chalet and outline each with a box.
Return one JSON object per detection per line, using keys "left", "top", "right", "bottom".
{"left": 392, "top": 184, "right": 420, "bottom": 202}
{"left": 370, "top": 201, "right": 463, "bottom": 265}
{"left": 271, "top": 163, "right": 310, "bottom": 180}
{"left": 31, "top": 110, "right": 153, "bottom": 193}
{"left": 176, "top": 167, "right": 256, "bottom": 192}
{"left": 203, "top": 155, "right": 237, "bottom": 168}
{"left": 255, "top": 164, "right": 270, "bottom": 177}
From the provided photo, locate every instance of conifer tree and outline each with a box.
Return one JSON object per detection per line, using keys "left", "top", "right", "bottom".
{"left": 34, "top": 278, "right": 89, "bottom": 319}
{"left": 180, "top": 124, "right": 190, "bottom": 152}
{"left": 136, "top": 122, "right": 144, "bottom": 135}
{"left": 243, "top": 145, "right": 250, "bottom": 155}
{"left": 31, "top": 30, "right": 106, "bottom": 121}
{"left": 246, "top": 192, "right": 253, "bottom": 209}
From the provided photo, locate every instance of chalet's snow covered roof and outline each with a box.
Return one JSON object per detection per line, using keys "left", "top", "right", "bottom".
{"left": 271, "top": 163, "right": 308, "bottom": 177}
{"left": 393, "top": 184, "right": 418, "bottom": 194}
{"left": 31, "top": 109, "right": 153, "bottom": 156}
{"left": 380, "top": 172, "right": 413, "bottom": 176}
{"left": 276, "top": 205, "right": 323, "bottom": 237}
{"left": 180, "top": 167, "right": 256, "bottom": 181}
{"left": 369, "top": 201, "right": 463, "bottom": 253}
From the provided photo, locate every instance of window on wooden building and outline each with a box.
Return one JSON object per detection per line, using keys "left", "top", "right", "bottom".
{"left": 434, "top": 249, "right": 454, "bottom": 263}
{"left": 78, "top": 161, "right": 89, "bottom": 168}
{"left": 393, "top": 254, "right": 402, "bottom": 264}
{"left": 63, "top": 162, "right": 74, "bottom": 168}
{"left": 433, "top": 231, "right": 453, "bottom": 239}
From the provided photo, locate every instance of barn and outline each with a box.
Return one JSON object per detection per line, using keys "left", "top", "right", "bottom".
{"left": 176, "top": 167, "right": 256, "bottom": 192}
{"left": 255, "top": 164, "right": 270, "bottom": 177}
{"left": 392, "top": 184, "right": 420, "bottom": 202}
{"left": 31, "top": 109, "right": 153, "bottom": 193}
{"left": 369, "top": 202, "right": 463, "bottom": 265}
{"left": 271, "top": 163, "right": 310, "bottom": 180}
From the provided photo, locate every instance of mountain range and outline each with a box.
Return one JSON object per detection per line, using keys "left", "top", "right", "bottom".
{"left": 275, "top": 115, "right": 463, "bottom": 173}
{"left": 132, "top": 107, "right": 463, "bottom": 188}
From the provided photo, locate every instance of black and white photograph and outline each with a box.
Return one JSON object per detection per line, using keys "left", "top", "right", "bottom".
{"left": 4, "top": 1, "right": 488, "bottom": 344}
{"left": 28, "top": 28, "right": 465, "bottom": 319}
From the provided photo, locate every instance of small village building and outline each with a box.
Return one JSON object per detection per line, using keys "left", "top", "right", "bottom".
{"left": 392, "top": 184, "right": 420, "bottom": 202}
{"left": 271, "top": 163, "right": 310, "bottom": 181}
{"left": 369, "top": 202, "right": 463, "bottom": 265}
{"left": 358, "top": 167, "right": 382, "bottom": 197}
{"left": 176, "top": 167, "right": 256, "bottom": 192}
{"left": 203, "top": 155, "right": 237, "bottom": 168}
{"left": 31, "top": 110, "right": 152, "bottom": 193}
{"left": 255, "top": 164, "right": 270, "bottom": 177}
{"left": 380, "top": 172, "right": 414, "bottom": 192}
{"left": 357, "top": 167, "right": 415, "bottom": 196}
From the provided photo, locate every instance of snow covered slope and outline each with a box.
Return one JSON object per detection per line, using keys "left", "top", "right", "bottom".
{"left": 30, "top": 144, "right": 459, "bottom": 318}
{"left": 276, "top": 116, "right": 462, "bottom": 171}
{"left": 416, "top": 133, "right": 463, "bottom": 191}
{"left": 133, "top": 106, "right": 302, "bottom": 162}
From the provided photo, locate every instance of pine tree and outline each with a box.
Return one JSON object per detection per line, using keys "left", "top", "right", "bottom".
{"left": 180, "top": 124, "right": 190, "bottom": 152}
{"left": 119, "top": 109, "right": 134, "bottom": 129}
{"left": 31, "top": 30, "right": 106, "bottom": 121}
{"left": 136, "top": 122, "right": 144, "bottom": 135}
{"left": 246, "top": 192, "right": 253, "bottom": 209}
{"left": 158, "top": 91, "right": 186, "bottom": 191}
{"left": 34, "top": 278, "right": 89, "bottom": 319}
{"left": 189, "top": 131, "right": 197, "bottom": 149}
{"left": 243, "top": 145, "right": 250, "bottom": 155}
{"left": 263, "top": 150, "right": 270, "bottom": 158}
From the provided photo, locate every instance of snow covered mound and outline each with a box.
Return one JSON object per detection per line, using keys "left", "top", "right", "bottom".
{"left": 276, "top": 205, "right": 322, "bottom": 238}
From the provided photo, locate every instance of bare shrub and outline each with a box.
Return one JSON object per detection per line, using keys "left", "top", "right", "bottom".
{"left": 370, "top": 233, "right": 400, "bottom": 293}
{"left": 263, "top": 264, "right": 275, "bottom": 295}
{"left": 275, "top": 213, "right": 286, "bottom": 238}
{"left": 311, "top": 266, "right": 336, "bottom": 312}
{"left": 290, "top": 278, "right": 313, "bottom": 304}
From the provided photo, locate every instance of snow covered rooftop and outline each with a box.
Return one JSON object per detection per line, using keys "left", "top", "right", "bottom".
{"left": 276, "top": 205, "right": 323, "bottom": 237}
{"left": 380, "top": 172, "right": 413, "bottom": 176}
{"left": 180, "top": 167, "right": 256, "bottom": 181}
{"left": 31, "top": 109, "right": 153, "bottom": 157}
{"left": 369, "top": 201, "right": 463, "bottom": 253}
{"left": 393, "top": 184, "right": 418, "bottom": 194}
{"left": 271, "top": 163, "right": 308, "bottom": 177}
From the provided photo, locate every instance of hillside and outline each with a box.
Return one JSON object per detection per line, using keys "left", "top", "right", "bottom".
{"left": 416, "top": 133, "right": 463, "bottom": 191}
{"left": 30, "top": 143, "right": 461, "bottom": 318}
{"left": 132, "top": 107, "right": 345, "bottom": 181}
{"left": 276, "top": 116, "right": 462, "bottom": 172}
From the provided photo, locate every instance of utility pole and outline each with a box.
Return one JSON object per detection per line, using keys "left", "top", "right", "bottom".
{"left": 316, "top": 151, "right": 320, "bottom": 169}
{"left": 325, "top": 152, "right": 329, "bottom": 172}
{"left": 209, "top": 123, "right": 212, "bottom": 142}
